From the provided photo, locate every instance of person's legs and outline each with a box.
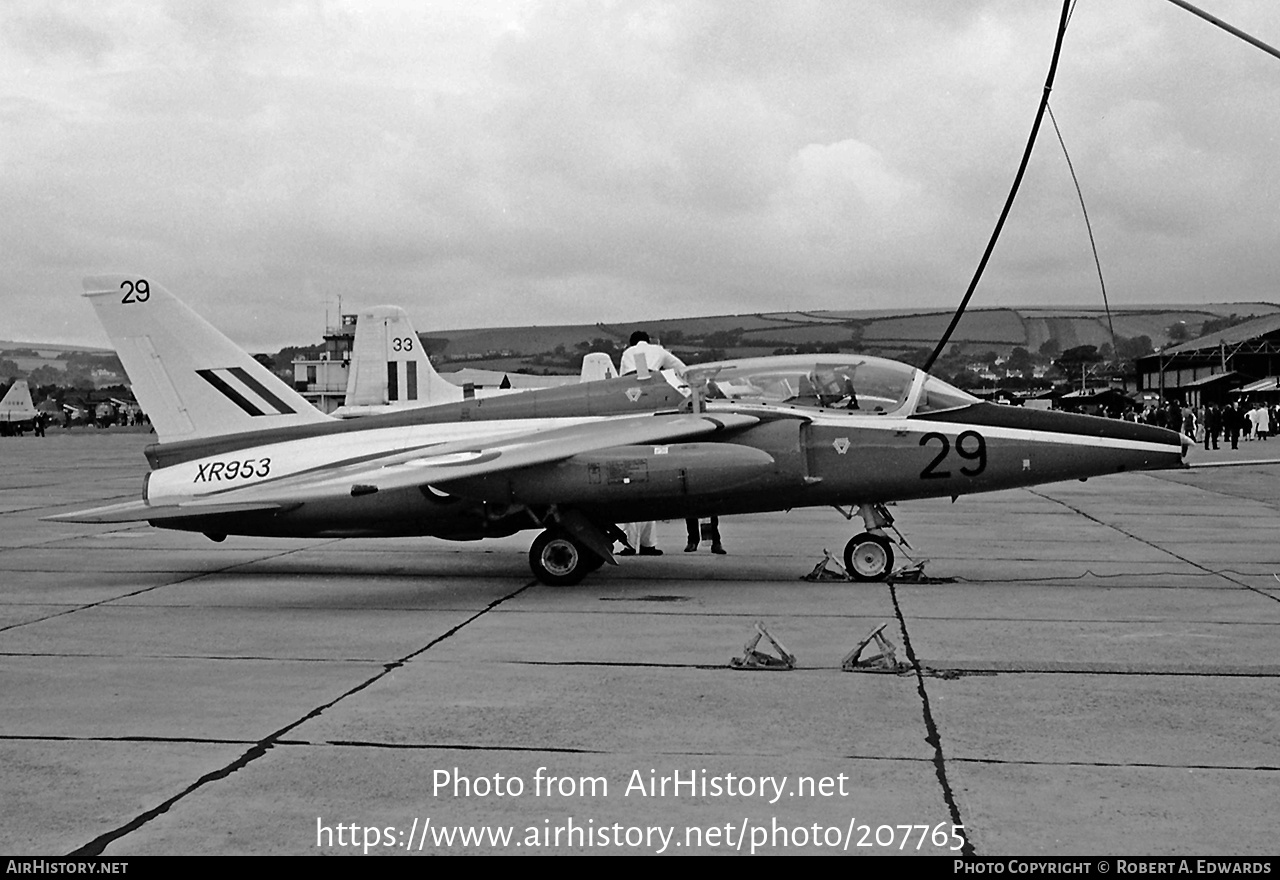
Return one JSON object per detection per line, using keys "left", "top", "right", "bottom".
{"left": 709, "top": 517, "right": 725, "bottom": 554}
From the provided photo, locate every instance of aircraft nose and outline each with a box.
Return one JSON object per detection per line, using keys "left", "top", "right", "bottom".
{"left": 929, "top": 402, "right": 1183, "bottom": 446}
{"left": 915, "top": 402, "right": 1188, "bottom": 473}
{"left": 1009, "top": 405, "right": 1189, "bottom": 473}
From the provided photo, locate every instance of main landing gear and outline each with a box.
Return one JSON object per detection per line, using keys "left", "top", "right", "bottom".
{"left": 839, "top": 503, "right": 902, "bottom": 582}
{"left": 528, "top": 529, "right": 604, "bottom": 586}
{"left": 527, "top": 508, "right": 621, "bottom": 586}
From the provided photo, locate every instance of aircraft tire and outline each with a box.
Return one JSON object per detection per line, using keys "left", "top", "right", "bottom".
{"left": 844, "top": 532, "right": 893, "bottom": 582}
{"left": 529, "top": 529, "right": 595, "bottom": 586}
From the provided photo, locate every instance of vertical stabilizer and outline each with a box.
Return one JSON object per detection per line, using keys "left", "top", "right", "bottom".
{"left": 579, "top": 352, "right": 618, "bottom": 383}
{"left": 340, "top": 305, "right": 462, "bottom": 414}
{"left": 81, "top": 276, "right": 332, "bottom": 443}
{"left": 0, "top": 379, "right": 37, "bottom": 422}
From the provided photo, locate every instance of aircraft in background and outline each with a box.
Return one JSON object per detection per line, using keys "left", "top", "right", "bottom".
{"left": 332, "top": 305, "right": 642, "bottom": 418}
{"left": 0, "top": 380, "right": 38, "bottom": 435}
{"left": 331, "top": 305, "right": 467, "bottom": 417}
{"left": 47, "top": 275, "right": 1194, "bottom": 586}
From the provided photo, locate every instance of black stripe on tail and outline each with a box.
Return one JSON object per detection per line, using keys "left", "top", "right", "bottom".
{"left": 196, "top": 369, "right": 264, "bottom": 416}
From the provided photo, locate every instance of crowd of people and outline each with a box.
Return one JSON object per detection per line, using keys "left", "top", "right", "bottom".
{"left": 1133, "top": 399, "right": 1275, "bottom": 450}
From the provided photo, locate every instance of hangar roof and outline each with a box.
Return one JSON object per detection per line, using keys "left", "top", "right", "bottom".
{"left": 1159, "top": 313, "right": 1280, "bottom": 356}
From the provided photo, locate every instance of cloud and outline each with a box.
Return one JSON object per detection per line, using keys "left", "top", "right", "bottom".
{"left": 3, "top": 1, "right": 1280, "bottom": 348}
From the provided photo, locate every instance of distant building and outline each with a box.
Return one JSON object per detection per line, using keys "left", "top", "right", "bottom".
{"left": 90, "top": 368, "right": 126, "bottom": 388}
{"left": 1135, "top": 314, "right": 1280, "bottom": 408}
{"left": 292, "top": 314, "right": 358, "bottom": 414}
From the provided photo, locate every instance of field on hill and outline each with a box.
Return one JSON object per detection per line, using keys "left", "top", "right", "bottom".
{"left": 419, "top": 301, "right": 1269, "bottom": 368}
{"left": 420, "top": 302, "right": 1280, "bottom": 373}
{"left": 9, "top": 302, "right": 1279, "bottom": 381}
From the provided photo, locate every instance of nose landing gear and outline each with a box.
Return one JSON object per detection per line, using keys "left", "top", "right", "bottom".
{"left": 844, "top": 532, "right": 894, "bottom": 581}
{"left": 837, "top": 502, "right": 904, "bottom": 582}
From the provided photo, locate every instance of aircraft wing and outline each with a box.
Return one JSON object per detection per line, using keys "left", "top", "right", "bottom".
{"left": 46, "top": 411, "right": 761, "bottom": 522}
{"left": 230, "top": 411, "right": 762, "bottom": 501}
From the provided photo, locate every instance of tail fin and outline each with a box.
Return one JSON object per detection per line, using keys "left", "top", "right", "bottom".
{"left": 82, "top": 275, "right": 332, "bottom": 443}
{"left": 579, "top": 352, "right": 618, "bottom": 383}
{"left": 0, "top": 379, "right": 36, "bottom": 421}
{"left": 341, "top": 305, "right": 461, "bottom": 412}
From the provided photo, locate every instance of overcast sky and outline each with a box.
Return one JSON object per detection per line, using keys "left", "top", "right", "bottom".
{"left": 3, "top": 0, "right": 1280, "bottom": 349}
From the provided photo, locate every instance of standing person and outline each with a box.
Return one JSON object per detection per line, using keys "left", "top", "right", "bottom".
{"left": 618, "top": 522, "right": 662, "bottom": 556}
{"left": 1204, "top": 404, "right": 1221, "bottom": 450}
{"left": 685, "top": 517, "right": 726, "bottom": 554}
{"left": 618, "top": 330, "right": 688, "bottom": 557}
{"left": 1226, "top": 401, "right": 1241, "bottom": 450}
{"left": 619, "top": 331, "right": 688, "bottom": 377}
{"left": 1253, "top": 402, "right": 1270, "bottom": 441}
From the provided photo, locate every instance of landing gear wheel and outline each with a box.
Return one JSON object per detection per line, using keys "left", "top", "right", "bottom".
{"left": 843, "top": 532, "right": 894, "bottom": 582}
{"left": 529, "top": 529, "right": 598, "bottom": 586}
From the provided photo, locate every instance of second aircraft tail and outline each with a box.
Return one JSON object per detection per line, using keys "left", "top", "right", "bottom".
{"left": 341, "top": 305, "right": 462, "bottom": 412}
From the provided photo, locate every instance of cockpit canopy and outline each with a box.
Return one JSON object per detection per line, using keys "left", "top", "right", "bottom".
{"left": 685, "top": 354, "right": 979, "bottom": 417}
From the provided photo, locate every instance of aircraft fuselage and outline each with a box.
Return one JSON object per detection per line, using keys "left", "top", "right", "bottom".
{"left": 146, "top": 401, "right": 1186, "bottom": 540}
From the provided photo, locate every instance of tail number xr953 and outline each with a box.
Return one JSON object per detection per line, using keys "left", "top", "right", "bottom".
{"left": 194, "top": 457, "right": 271, "bottom": 483}
{"left": 919, "top": 431, "right": 986, "bottom": 479}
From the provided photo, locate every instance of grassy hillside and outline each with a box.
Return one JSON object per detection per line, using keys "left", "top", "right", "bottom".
{"left": 422, "top": 302, "right": 1280, "bottom": 372}
{"left": 9, "top": 302, "right": 1278, "bottom": 381}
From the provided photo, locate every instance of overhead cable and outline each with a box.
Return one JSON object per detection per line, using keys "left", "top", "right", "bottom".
{"left": 1163, "top": 0, "right": 1280, "bottom": 63}
{"left": 923, "top": 0, "right": 1074, "bottom": 374}
{"left": 1046, "top": 102, "right": 1115, "bottom": 356}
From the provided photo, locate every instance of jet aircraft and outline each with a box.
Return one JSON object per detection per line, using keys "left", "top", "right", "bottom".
{"left": 331, "top": 305, "right": 468, "bottom": 417}
{"left": 48, "top": 275, "right": 1192, "bottom": 586}
{"left": 333, "top": 304, "right": 630, "bottom": 418}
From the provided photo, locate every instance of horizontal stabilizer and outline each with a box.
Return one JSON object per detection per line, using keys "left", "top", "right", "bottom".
{"left": 43, "top": 498, "right": 288, "bottom": 524}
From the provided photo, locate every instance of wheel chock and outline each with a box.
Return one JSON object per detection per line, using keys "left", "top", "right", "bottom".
{"left": 886, "top": 559, "right": 929, "bottom": 583}
{"left": 802, "top": 549, "right": 852, "bottom": 582}
{"left": 842, "top": 623, "right": 907, "bottom": 673}
{"left": 885, "top": 559, "right": 956, "bottom": 585}
{"left": 730, "top": 622, "right": 796, "bottom": 670}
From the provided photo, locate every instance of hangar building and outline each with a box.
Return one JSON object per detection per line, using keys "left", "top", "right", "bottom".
{"left": 1135, "top": 314, "right": 1280, "bottom": 408}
